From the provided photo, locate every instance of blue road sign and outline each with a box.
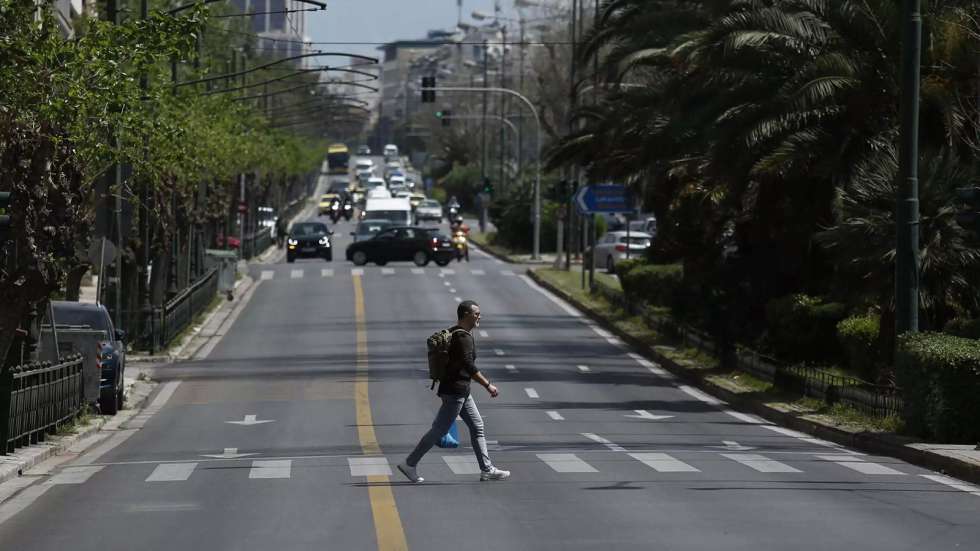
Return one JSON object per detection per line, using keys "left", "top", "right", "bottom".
{"left": 574, "top": 184, "right": 636, "bottom": 214}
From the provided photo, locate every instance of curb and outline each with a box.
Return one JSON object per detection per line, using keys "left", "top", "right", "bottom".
{"left": 525, "top": 268, "right": 980, "bottom": 486}
{"left": 0, "top": 377, "right": 157, "bottom": 487}
{"left": 467, "top": 236, "right": 516, "bottom": 264}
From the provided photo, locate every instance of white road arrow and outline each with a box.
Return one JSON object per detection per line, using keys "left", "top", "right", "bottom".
{"left": 226, "top": 414, "right": 275, "bottom": 426}
{"left": 624, "top": 410, "right": 674, "bottom": 421}
{"left": 712, "top": 440, "right": 757, "bottom": 451}
{"left": 201, "top": 447, "right": 259, "bottom": 459}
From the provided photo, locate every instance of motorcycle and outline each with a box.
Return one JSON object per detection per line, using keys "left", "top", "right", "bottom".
{"left": 342, "top": 201, "right": 353, "bottom": 221}
{"left": 451, "top": 227, "right": 469, "bottom": 262}
{"left": 329, "top": 200, "right": 341, "bottom": 224}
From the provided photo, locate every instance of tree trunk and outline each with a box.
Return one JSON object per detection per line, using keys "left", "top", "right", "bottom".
{"left": 63, "top": 264, "right": 90, "bottom": 302}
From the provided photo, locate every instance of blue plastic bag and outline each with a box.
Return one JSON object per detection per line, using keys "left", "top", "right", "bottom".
{"left": 436, "top": 420, "right": 460, "bottom": 448}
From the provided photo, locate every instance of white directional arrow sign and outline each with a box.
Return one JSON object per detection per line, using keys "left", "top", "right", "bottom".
{"left": 624, "top": 410, "right": 674, "bottom": 421}
{"left": 201, "top": 447, "right": 259, "bottom": 459}
{"left": 226, "top": 415, "right": 275, "bottom": 426}
{"left": 712, "top": 440, "right": 757, "bottom": 451}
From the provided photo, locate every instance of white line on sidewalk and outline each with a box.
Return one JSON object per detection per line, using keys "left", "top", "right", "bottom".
{"left": 582, "top": 433, "right": 626, "bottom": 452}
{"left": 524, "top": 388, "right": 539, "bottom": 398}
{"left": 442, "top": 456, "right": 481, "bottom": 475}
{"left": 629, "top": 453, "right": 700, "bottom": 473}
{"left": 249, "top": 460, "right": 292, "bottom": 479}
{"left": 146, "top": 463, "right": 197, "bottom": 482}
{"left": 538, "top": 453, "right": 597, "bottom": 473}
{"left": 723, "top": 454, "right": 801, "bottom": 473}
{"left": 576, "top": 365, "right": 591, "bottom": 373}
{"left": 546, "top": 411, "right": 564, "bottom": 421}
{"left": 348, "top": 457, "right": 392, "bottom": 477}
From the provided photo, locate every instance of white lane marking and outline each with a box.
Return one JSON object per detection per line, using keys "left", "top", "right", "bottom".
{"left": 524, "top": 388, "right": 539, "bottom": 398}
{"left": 717, "top": 440, "right": 757, "bottom": 451}
{"left": 576, "top": 365, "right": 591, "bottom": 373}
{"left": 411, "top": 268, "right": 424, "bottom": 275}
{"left": 226, "top": 414, "right": 275, "bottom": 426}
{"left": 470, "top": 269, "right": 486, "bottom": 275}
{"left": 46, "top": 466, "right": 104, "bottom": 485}
{"left": 442, "top": 456, "right": 481, "bottom": 475}
{"left": 449, "top": 288, "right": 457, "bottom": 293}
{"left": 546, "top": 411, "right": 565, "bottom": 421}
{"left": 504, "top": 364, "right": 517, "bottom": 372}
{"left": 321, "top": 268, "right": 334, "bottom": 278}
{"left": 538, "top": 453, "right": 598, "bottom": 473}
{"left": 381, "top": 267, "right": 395, "bottom": 275}
{"left": 521, "top": 275, "right": 582, "bottom": 317}
{"left": 501, "top": 270, "right": 515, "bottom": 276}
{"left": 351, "top": 268, "right": 364, "bottom": 276}
{"left": 440, "top": 268, "right": 456, "bottom": 275}
{"left": 761, "top": 425, "right": 858, "bottom": 452}
{"left": 443, "top": 281, "right": 451, "bottom": 286}
{"left": 494, "top": 348, "right": 505, "bottom": 356}
{"left": 290, "top": 269, "right": 303, "bottom": 279}
{"left": 582, "top": 433, "right": 626, "bottom": 452}
{"left": 625, "top": 410, "right": 674, "bottom": 421}
{"left": 200, "top": 448, "right": 257, "bottom": 459}
{"left": 920, "top": 474, "right": 980, "bottom": 497}
{"left": 479, "top": 330, "right": 489, "bottom": 338}
{"left": 606, "top": 337, "right": 623, "bottom": 346}
{"left": 261, "top": 270, "right": 274, "bottom": 280}
{"left": 817, "top": 455, "right": 905, "bottom": 475}
{"left": 627, "top": 352, "right": 674, "bottom": 378}
{"left": 629, "top": 453, "right": 700, "bottom": 473}
{"left": 146, "top": 463, "right": 197, "bottom": 482}
{"left": 454, "top": 297, "right": 462, "bottom": 303}
{"left": 348, "top": 457, "right": 391, "bottom": 477}
{"left": 724, "top": 410, "right": 768, "bottom": 425}
{"left": 82, "top": 380, "right": 181, "bottom": 463}
{"left": 723, "top": 454, "right": 801, "bottom": 473}
{"left": 678, "top": 385, "right": 725, "bottom": 406}
{"left": 249, "top": 460, "right": 292, "bottom": 479}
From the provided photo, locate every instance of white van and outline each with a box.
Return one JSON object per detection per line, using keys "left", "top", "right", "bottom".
{"left": 363, "top": 197, "right": 412, "bottom": 226}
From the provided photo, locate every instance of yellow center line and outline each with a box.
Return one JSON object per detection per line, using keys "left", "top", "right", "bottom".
{"left": 353, "top": 275, "right": 409, "bottom": 551}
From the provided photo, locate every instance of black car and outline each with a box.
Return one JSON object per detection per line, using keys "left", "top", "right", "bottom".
{"left": 346, "top": 226, "right": 454, "bottom": 266}
{"left": 50, "top": 301, "right": 126, "bottom": 414}
{"left": 287, "top": 222, "right": 334, "bottom": 263}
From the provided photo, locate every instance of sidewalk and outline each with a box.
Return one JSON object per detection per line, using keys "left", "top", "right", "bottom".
{"left": 526, "top": 267, "right": 980, "bottom": 486}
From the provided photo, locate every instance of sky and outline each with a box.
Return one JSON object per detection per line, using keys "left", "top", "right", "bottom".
{"left": 306, "top": 0, "right": 521, "bottom": 62}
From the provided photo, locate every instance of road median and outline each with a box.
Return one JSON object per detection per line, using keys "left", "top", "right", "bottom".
{"left": 526, "top": 267, "right": 980, "bottom": 486}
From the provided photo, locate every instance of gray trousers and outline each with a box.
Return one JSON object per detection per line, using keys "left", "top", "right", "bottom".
{"left": 406, "top": 394, "right": 492, "bottom": 472}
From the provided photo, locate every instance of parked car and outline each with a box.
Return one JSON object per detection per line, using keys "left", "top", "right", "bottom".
{"left": 287, "top": 222, "right": 334, "bottom": 262}
{"left": 351, "top": 219, "right": 394, "bottom": 243}
{"left": 593, "top": 231, "right": 653, "bottom": 272}
{"left": 346, "top": 226, "right": 454, "bottom": 267}
{"left": 414, "top": 199, "right": 442, "bottom": 223}
{"left": 50, "top": 301, "right": 126, "bottom": 414}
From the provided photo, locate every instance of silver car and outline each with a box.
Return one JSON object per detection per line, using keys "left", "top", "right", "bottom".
{"left": 594, "top": 231, "right": 652, "bottom": 272}
{"left": 414, "top": 199, "right": 442, "bottom": 223}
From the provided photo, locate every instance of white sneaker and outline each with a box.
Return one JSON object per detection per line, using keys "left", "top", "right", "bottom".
{"left": 397, "top": 463, "right": 424, "bottom": 483}
{"left": 480, "top": 467, "right": 510, "bottom": 481}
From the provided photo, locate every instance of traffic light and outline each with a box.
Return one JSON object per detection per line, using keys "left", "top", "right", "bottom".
{"left": 955, "top": 186, "right": 980, "bottom": 237}
{"left": 421, "top": 76, "right": 436, "bottom": 103}
{"left": 482, "top": 177, "right": 494, "bottom": 197}
{"left": 440, "top": 110, "right": 452, "bottom": 127}
{"left": 0, "top": 191, "right": 11, "bottom": 242}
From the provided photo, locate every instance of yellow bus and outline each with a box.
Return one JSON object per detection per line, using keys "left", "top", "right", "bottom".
{"left": 327, "top": 143, "right": 350, "bottom": 174}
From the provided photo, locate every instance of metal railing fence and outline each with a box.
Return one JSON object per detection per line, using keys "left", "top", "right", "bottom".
{"left": 0, "top": 354, "right": 85, "bottom": 454}
{"left": 157, "top": 267, "right": 219, "bottom": 347}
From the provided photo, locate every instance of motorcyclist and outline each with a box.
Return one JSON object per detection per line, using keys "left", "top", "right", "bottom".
{"left": 447, "top": 195, "right": 461, "bottom": 218}
{"left": 341, "top": 194, "right": 354, "bottom": 221}
{"left": 450, "top": 216, "right": 470, "bottom": 262}
{"left": 329, "top": 196, "right": 342, "bottom": 223}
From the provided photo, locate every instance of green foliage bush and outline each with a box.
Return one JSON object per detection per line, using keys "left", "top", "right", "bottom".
{"left": 836, "top": 314, "right": 880, "bottom": 379}
{"left": 765, "top": 294, "right": 847, "bottom": 363}
{"left": 943, "top": 317, "right": 980, "bottom": 339}
{"left": 896, "top": 332, "right": 980, "bottom": 442}
{"left": 428, "top": 186, "right": 447, "bottom": 204}
{"left": 614, "top": 258, "right": 646, "bottom": 280}
{"left": 487, "top": 185, "right": 557, "bottom": 252}
{"left": 620, "top": 263, "right": 683, "bottom": 308}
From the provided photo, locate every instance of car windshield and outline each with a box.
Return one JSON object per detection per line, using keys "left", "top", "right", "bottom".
{"left": 291, "top": 223, "right": 329, "bottom": 237}
{"left": 367, "top": 210, "right": 409, "bottom": 223}
{"left": 420, "top": 200, "right": 439, "bottom": 208}
{"left": 52, "top": 306, "right": 109, "bottom": 331}
{"left": 356, "top": 221, "right": 391, "bottom": 235}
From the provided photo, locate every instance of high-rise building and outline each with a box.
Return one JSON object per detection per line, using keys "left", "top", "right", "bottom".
{"left": 233, "top": 0, "right": 311, "bottom": 65}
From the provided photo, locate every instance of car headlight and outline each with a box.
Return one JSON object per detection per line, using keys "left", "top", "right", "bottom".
{"left": 288, "top": 238, "right": 298, "bottom": 245}
{"left": 319, "top": 236, "right": 330, "bottom": 246}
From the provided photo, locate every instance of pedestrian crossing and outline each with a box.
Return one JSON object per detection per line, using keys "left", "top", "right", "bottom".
{"left": 46, "top": 449, "right": 951, "bottom": 489}
{"left": 257, "top": 267, "right": 510, "bottom": 281}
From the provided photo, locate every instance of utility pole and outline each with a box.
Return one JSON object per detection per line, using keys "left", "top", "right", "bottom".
{"left": 481, "top": 39, "right": 489, "bottom": 184}
{"left": 498, "top": 26, "right": 508, "bottom": 194}
{"left": 568, "top": 0, "right": 578, "bottom": 274}
{"left": 895, "top": 0, "right": 922, "bottom": 336}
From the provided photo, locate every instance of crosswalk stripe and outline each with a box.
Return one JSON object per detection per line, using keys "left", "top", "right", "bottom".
{"left": 546, "top": 411, "right": 564, "bottom": 420}
{"left": 348, "top": 457, "right": 391, "bottom": 477}
{"left": 321, "top": 268, "right": 334, "bottom": 278}
{"left": 442, "top": 456, "right": 482, "bottom": 475}
{"left": 440, "top": 268, "right": 456, "bottom": 275}
{"left": 722, "top": 454, "right": 801, "bottom": 473}
{"left": 411, "top": 268, "right": 424, "bottom": 274}
{"left": 504, "top": 364, "right": 517, "bottom": 372}
{"left": 146, "top": 463, "right": 197, "bottom": 482}
{"left": 494, "top": 348, "right": 505, "bottom": 356}
{"left": 538, "top": 453, "right": 598, "bottom": 473}
{"left": 290, "top": 269, "right": 303, "bottom": 279}
{"left": 249, "top": 460, "right": 292, "bottom": 479}
{"left": 260, "top": 270, "right": 274, "bottom": 280}
{"left": 629, "top": 452, "right": 699, "bottom": 472}
{"left": 351, "top": 268, "right": 364, "bottom": 276}
{"left": 501, "top": 270, "right": 515, "bottom": 276}
{"left": 576, "top": 365, "right": 591, "bottom": 373}
{"left": 47, "top": 466, "right": 104, "bottom": 485}
{"left": 381, "top": 267, "right": 395, "bottom": 275}
{"left": 817, "top": 455, "right": 905, "bottom": 475}
{"left": 524, "top": 388, "right": 539, "bottom": 398}
{"left": 470, "top": 269, "right": 485, "bottom": 275}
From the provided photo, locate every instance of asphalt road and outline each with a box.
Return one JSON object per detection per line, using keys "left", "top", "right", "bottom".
{"left": 1, "top": 173, "right": 978, "bottom": 550}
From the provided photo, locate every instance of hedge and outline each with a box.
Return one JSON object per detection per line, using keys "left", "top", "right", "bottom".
{"left": 765, "top": 294, "right": 847, "bottom": 363}
{"left": 943, "top": 317, "right": 980, "bottom": 340}
{"left": 619, "top": 263, "right": 683, "bottom": 308}
{"left": 896, "top": 332, "right": 980, "bottom": 442}
{"left": 836, "top": 314, "right": 880, "bottom": 380}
